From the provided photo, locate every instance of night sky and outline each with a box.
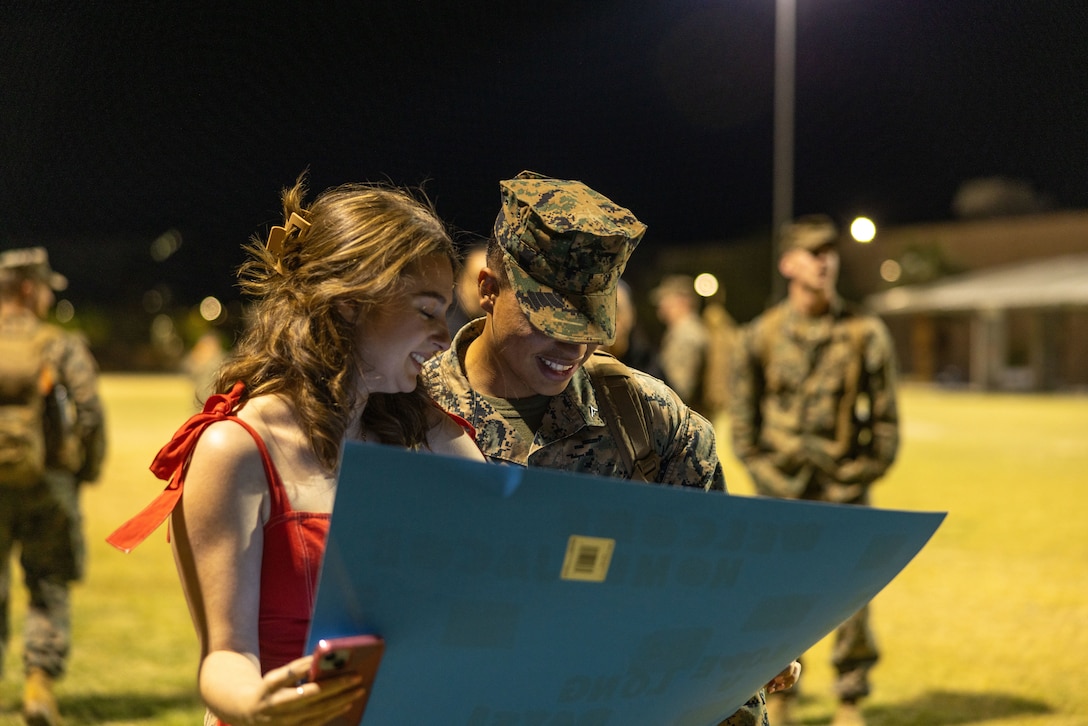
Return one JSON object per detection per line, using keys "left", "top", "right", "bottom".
{"left": 3, "top": 1, "right": 1087, "bottom": 307}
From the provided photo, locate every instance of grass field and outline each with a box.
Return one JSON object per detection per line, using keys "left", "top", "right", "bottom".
{"left": 717, "top": 386, "right": 1088, "bottom": 726}
{"left": 2, "top": 376, "right": 1086, "bottom": 725}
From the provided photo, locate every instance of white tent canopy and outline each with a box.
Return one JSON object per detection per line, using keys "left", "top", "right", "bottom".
{"left": 866, "top": 253, "right": 1088, "bottom": 315}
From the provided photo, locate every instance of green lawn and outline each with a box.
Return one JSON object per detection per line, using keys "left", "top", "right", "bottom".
{"left": 2, "top": 377, "right": 1085, "bottom": 724}
{"left": 718, "top": 386, "right": 1088, "bottom": 725}
{"left": 1, "top": 375, "right": 204, "bottom": 725}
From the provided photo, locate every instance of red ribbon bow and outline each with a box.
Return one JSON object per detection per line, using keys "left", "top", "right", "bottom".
{"left": 106, "top": 382, "right": 246, "bottom": 553}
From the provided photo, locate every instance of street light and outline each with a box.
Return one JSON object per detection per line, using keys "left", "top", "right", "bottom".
{"left": 851, "top": 216, "right": 876, "bottom": 243}
{"left": 772, "top": 0, "right": 796, "bottom": 302}
{"left": 694, "top": 272, "right": 720, "bottom": 298}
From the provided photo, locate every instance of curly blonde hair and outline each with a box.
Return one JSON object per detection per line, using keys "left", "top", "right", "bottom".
{"left": 216, "top": 172, "right": 455, "bottom": 471}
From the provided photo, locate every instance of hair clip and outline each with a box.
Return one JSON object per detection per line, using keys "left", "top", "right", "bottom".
{"left": 265, "top": 212, "right": 312, "bottom": 261}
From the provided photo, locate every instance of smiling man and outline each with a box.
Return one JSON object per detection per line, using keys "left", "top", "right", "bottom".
{"left": 422, "top": 171, "right": 797, "bottom": 726}
{"left": 422, "top": 170, "right": 725, "bottom": 487}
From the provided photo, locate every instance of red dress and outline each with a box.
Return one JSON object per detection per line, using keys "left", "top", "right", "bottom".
{"left": 108, "top": 383, "right": 474, "bottom": 725}
{"left": 107, "top": 382, "right": 329, "bottom": 673}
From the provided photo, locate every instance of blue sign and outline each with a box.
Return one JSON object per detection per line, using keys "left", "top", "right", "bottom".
{"left": 309, "top": 443, "right": 944, "bottom": 725}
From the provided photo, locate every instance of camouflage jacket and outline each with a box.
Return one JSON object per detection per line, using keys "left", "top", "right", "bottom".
{"left": 422, "top": 319, "right": 726, "bottom": 492}
{"left": 658, "top": 313, "right": 709, "bottom": 406}
{"left": 424, "top": 322, "right": 775, "bottom": 723}
{"left": 729, "top": 299, "right": 899, "bottom": 501}
{"left": 0, "top": 310, "right": 106, "bottom": 482}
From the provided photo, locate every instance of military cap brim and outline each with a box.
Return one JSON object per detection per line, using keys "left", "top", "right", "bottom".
{"left": 495, "top": 171, "right": 647, "bottom": 346}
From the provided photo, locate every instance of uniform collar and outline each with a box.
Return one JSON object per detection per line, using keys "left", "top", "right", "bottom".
{"left": 443, "top": 318, "right": 606, "bottom": 435}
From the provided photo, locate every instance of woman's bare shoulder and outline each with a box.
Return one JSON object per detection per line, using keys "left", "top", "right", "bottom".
{"left": 185, "top": 408, "right": 271, "bottom": 503}
{"left": 190, "top": 416, "right": 262, "bottom": 464}
{"left": 425, "top": 407, "right": 485, "bottom": 461}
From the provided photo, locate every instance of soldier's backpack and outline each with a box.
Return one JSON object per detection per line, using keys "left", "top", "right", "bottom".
{"left": 0, "top": 325, "right": 60, "bottom": 487}
{"left": 584, "top": 351, "right": 662, "bottom": 483}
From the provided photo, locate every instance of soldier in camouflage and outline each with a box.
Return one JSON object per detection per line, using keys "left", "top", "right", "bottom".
{"left": 650, "top": 273, "right": 709, "bottom": 409}
{"left": 0, "top": 247, "right": 107, "bottom": 726}
{"left": 422, "top": 171, "right": 799, "bottom": 726}
{"left": 729, "top": 215, "right": 900, "bottom": 726}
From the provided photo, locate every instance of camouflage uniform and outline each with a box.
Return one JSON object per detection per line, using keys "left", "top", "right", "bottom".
{"left": 658, "top": 314, "right": 709, "bottom": 405}
{"left": 729, "top": 294, "right": 899, "bottom": 702}
{"left": 651, "top": 275, "right": 710, "bottom": 408}
{"left": 0, "top": 262, "right": 106, "bottom": 681}
{"left": 425, "top": 319, "right": 725, "bottom": 489}
{"left": 422, "top": 171, "right": 768, "bottom": 726}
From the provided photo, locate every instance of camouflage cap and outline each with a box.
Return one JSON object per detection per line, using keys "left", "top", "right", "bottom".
{"left": 494, "top": 171, "right": 647, "bottom": 345}
{"left": 778, "top": 214, "right": 839, "bottom": 255}
{"left": 0, "top": 246, "right": 68, "bottom": 290}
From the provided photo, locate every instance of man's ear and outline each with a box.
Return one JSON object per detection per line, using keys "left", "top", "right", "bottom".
{"left": 478, "top": 268, "right": 500, "bottom": 314}
{"left": 778, "top": 251, "right": 797, "bottom": 280}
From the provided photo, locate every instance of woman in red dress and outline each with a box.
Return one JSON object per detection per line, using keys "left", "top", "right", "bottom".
{"left": 110, "top": 173, "right": 483, "bottom": 725}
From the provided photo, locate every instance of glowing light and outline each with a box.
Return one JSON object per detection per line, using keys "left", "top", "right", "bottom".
{"left": 55, "top": 299, "right": 75, "bottom": 324}
{"left": 143, "top": 289, "right": 164, "bottom": 313}
{"left": 150, "top": 314, "right": 184, "bottom": 357}
{"left": 150, "top": 229, "right": 183, "bottom": 261}
{"left": 880, "top": 259, "right": 902, "bottom": 283}
{"left": 850, "top": 217, "right": 876, "bottom": 243}
{"left": 199, "top": 296, "right": 223, "bottom": 322}
{"left": 151, "top": 314, "right": 175, "bottom": 340}
{"left": 693, "top": 273, "right": 719, "bottom": 298}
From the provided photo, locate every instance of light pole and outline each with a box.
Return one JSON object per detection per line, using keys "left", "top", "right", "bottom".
{"left": 772, "top": 0, "right": 796, "bottom": 302}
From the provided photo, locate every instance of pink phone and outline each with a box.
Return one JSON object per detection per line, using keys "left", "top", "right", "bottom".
{"left": 308, "top": 635, "right": 384, "bottom": 725}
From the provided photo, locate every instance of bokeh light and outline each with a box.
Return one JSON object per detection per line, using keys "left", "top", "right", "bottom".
{"left": 851, "top": 217, "right": 877, "bottom": 243}
{"left": 143, "top": 289, "right": 164, "bottom": 314}
{"left": 693, "top": 272, "right": 719, "bottom": 298}
{"left": 199, "top": 296, "right": 224, "bottom": 322}
{"left": 150, "top": 229, "right": 183, "bottom": 262}
{"left": 880, "top": 259, "right": 902, "bottom": 283}
{"left": 55, "top": 299, "right": 75, "bottom": 324}
{"left": 151, "top": 313, "right": 184, "bottom": 358}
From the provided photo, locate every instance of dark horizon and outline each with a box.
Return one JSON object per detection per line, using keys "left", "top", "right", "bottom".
{"left": 4, "top": 1, "right": 1087, "bottom": 312}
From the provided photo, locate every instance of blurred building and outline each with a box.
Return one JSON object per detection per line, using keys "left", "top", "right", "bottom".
{"left": 633, "top": 210, "right": 1088, "bottom": 393}
{"left": 841, "top": 211, "right": 1088, "bottom": 391}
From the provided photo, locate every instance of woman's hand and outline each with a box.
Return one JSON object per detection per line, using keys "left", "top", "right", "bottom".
{"left": 205, "top": 654, "right": 366, "bottom": 726}
{"left": 765, "top": 660, "right": 802, "bottom": 694}
{"left": 262, "top": 656, "right": 366, "bottom": 726}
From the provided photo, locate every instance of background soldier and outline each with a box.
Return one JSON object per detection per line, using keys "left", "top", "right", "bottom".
{"left": 728, "top": 216, "right": 900, "bottom": 726}
{"left": 445, "top": 242, "right": 488, "bottom": 337}
{"left": 0, "top": 247, "right": 107, "bottom": 726}
{"left": 423, "top": 171, "right": 799, "bottom": 726}
{"left": 651, "top": 273, "right": 709, "bottom": 410}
